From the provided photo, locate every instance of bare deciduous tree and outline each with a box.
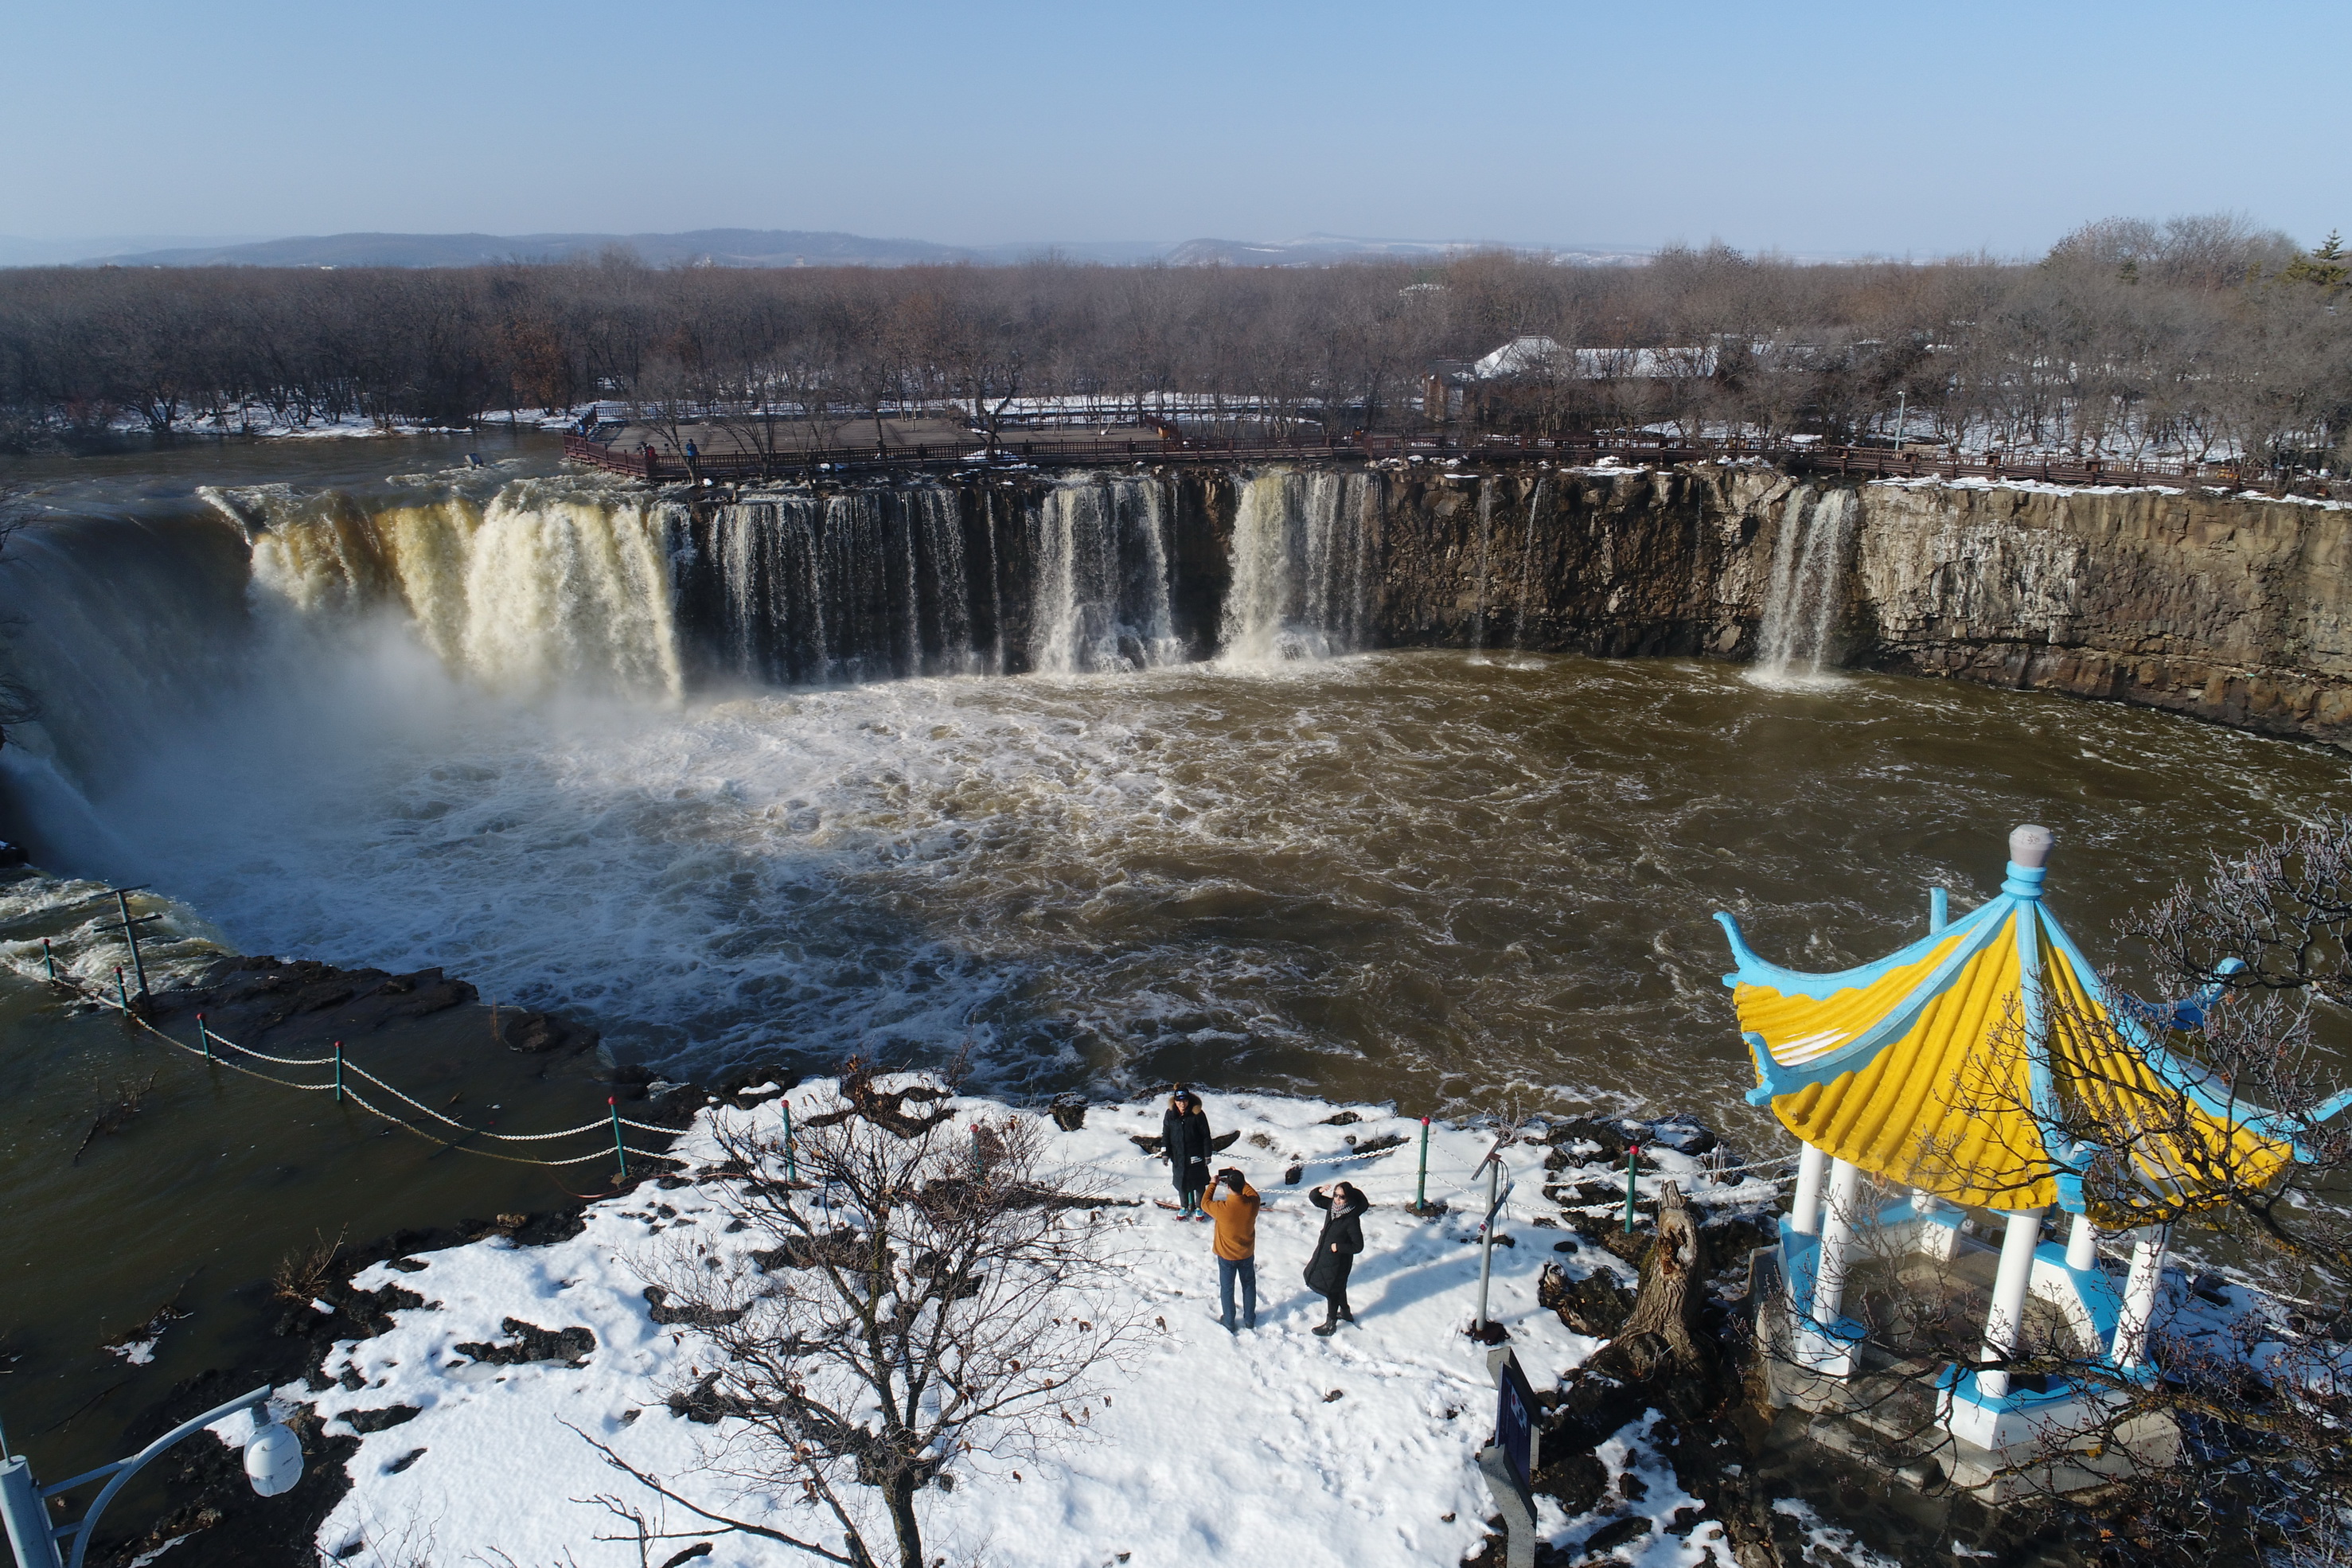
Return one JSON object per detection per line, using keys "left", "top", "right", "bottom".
{"left": 580, "top": 1063, "right": 1141, "bottom": 1568}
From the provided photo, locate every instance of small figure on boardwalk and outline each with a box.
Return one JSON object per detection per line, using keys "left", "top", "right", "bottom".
{"left": 1161, "top": 1087, "right": 1213, "bottom": 1219}
{"left": 1201, "top": 1164, "right": 1261, "bottom": 1332}
{"left": 1306, "top": 1180, "right": 1367, "bottom": 1335}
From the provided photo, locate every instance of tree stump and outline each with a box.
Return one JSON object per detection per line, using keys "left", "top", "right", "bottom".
{"left": 1616, "top": 1180, "right": 1709, "bottom": 1373}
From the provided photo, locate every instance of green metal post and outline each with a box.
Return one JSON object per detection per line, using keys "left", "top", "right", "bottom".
{"left": 197, "top": 1013, "right": 211, "bottom": 1062}
{"left": 782, "top": 1098, "right": 797, "bottom": 1181}
{"left": 1414, "top": 1117, "right": 1430, "bottom": 1211}
{"left": 42, "top": 938, "right": 54, "bottom": 981}
{"left": 1624, "top": 1144, "right": 1640, "bottom": 1235}
{"left": 609, "top": 1098, "right": 629, "bottom": 1180}
{"left": 116, "top": 967, "right": 130, "bottom": 1012}
{"left": 333, "top": 1042, "right": 343, "bottom": 1103}
{"left": 115, "top": 889, "right": 149, "bottom": 999}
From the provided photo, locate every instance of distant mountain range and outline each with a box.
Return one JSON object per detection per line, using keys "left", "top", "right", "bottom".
{"left": 10, "top": 228, "right": 1651, "bottom": 270}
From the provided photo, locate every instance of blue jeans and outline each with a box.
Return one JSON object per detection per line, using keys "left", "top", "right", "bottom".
{"left": 1219, "top": 1256, "right": 1257, "bottom": 1332}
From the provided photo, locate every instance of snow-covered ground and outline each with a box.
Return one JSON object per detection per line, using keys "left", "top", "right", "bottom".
{"left": 233, "top": 1085, "right": 1777, "bottom": 1568}
{"left": 1869, "top": 473, "right": 2352, "bottom": 509}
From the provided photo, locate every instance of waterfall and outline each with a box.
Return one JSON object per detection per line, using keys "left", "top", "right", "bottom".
{"left": 1469, "top": 478, "right": 1495, "bottom": 657}
{"left": 1509, "top": 475, "right": 1547, "bottom": 657}
{"left": 1028, "top": 477, "right": 1181, "bottom": 675}
{"left": 248, "top": 480, "right": 685, "bottom": 701}
{"left": 1218, "top": 470, "right": 1375, "bottom": 666}
{"left": 1751, "top": 486, "right": 1856, "bottom": 686}
{"left": 674, "top": 487, "right": 986, "bottom": 685}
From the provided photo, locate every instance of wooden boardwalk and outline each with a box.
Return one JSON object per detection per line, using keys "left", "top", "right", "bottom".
{"left": 562, "top": 430, "right": 2303, "bottom": 497}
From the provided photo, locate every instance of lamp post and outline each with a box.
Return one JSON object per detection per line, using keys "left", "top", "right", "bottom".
{"left": 1, "top": 1386, "right": 301, "bottom": 1568}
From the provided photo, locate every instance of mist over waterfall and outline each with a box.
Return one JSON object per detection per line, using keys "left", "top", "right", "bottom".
{"left": 1751, "top": 486, "right": 1855, "bottom": 686}
{"left": 240, "top": 481, "right": 685, "bottom": 700}
{"left": 1218, "top": 470, "right": 1375, "bottom": 665}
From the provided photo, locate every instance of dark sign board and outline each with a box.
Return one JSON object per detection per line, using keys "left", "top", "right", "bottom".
{"left": 1493, "top": 1350, "right": 1538, "bottom": 1493}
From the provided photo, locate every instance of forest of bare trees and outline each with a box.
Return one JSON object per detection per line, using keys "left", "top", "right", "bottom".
{"left": 2, "top": 213, "right": 2346, "bottom": 475}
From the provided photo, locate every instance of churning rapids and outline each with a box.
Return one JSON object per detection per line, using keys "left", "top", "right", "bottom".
{"left": 6, "top": 441, "right": 2351, "bottom": 1124}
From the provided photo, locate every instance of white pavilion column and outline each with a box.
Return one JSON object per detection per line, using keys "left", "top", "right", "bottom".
{"left": 2064, "top": 1212, "right": 2098, "bottom": 1271}
{"left": 1790, "top": 1143, "right": 1829, "bottom": 1235}
{"left": 1976, "top": 1206, "right": 2047, "bottom": 1398}
{"left": 2112, "top": 1225, "right": 2171, "bottom": 1371}
{"left": 1812, "top": 1158, "right": 1863, "bottom": 1326}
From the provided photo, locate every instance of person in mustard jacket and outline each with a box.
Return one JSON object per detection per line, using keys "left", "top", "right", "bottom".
{"left": 1201, "top": 1165, "right": 1261, "bottom": 1332}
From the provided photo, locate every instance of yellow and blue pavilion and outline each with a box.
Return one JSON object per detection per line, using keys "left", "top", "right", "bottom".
{"left": 1714, "top": 824, "right": 2351, "bottom": 1468}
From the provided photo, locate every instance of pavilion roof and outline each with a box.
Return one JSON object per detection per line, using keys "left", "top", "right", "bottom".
{"left": 1714, "top": 829, "right": 2344, "bottom": 1216}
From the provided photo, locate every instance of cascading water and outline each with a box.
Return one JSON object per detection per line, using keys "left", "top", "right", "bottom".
{"left": 1750, "top": 486, "right": 1855, "bottom": 687}
{"left": 6, "top": 444, "right": 2349, "bottom": 1117}
{"left": 1218, "top": 470, "right": 1375, "bottom": 665}
{"left": 1469, "top": 477, "right": 1496, "bottom": 657}
{"left": 243, "top": 480, "right": 685, "bottom": 700}
{"left": 1029, "top": 477, "right": 1184, "bottom": 674}
{"left": 1509, "top": 474, "right": 1547, "bottom": 658}
{"left": 677, "top": 487, "right": 981, "bottom": 686}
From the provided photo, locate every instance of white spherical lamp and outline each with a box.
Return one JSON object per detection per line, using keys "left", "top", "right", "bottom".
{"left": 243, "top": 1411, "right": 304, "bottom": 1499}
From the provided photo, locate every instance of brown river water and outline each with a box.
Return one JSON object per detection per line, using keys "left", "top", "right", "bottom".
{"left": 3, "top": 439, "right": 2349, "bottom": 1487}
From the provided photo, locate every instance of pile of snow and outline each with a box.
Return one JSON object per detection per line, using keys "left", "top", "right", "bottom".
{"left": 248, "top": 1085, "right": 1771, "bottom": 1568}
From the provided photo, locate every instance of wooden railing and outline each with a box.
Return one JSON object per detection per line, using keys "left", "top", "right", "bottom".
{"left": 561, "top": 431, "right": 2302, "bottom": 497}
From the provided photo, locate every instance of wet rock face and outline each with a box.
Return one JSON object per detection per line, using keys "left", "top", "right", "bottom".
{"left": 1350, "top": 462, "right": 2352, "bottom": 750}
{"left": 1848, "top": 482, "right": 2352, "bottom": 748}
{"left": 146, "top": 954, "right": 599, "bottom": 1059}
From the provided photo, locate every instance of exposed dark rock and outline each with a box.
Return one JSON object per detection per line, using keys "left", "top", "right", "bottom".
{"left": 665, "top": 1371, "right": 742, "bottom": 1425}
{"left": 1048, "top": 1092, "right": 1089, "bottom": 1131}
{"left": 1530, "top": 1447, "right": 1607, "bottom": 1514}
{"left": 341, "top": 1404, "right": 420, "bottom": 1434}
{"left": 503, "top": 1008, "right": 598, "bottom": 1055}
{"left": 453, "top": 1317, "right": 597, "bottom": 1366}
{"left": 1540, "top": 1262, "right": 1634, "bottom": 1337}
{"left": 1582, "top": 1515, "right": 1652, "bottom": 1554}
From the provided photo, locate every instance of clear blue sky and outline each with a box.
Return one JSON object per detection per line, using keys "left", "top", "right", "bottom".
{"left": 6, "top": 0, "right": 2342, "bottom": 256}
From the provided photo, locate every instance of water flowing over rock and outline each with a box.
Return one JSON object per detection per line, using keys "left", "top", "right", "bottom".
{"left": 14, "top": 461, "right": 2352, "bottom": 793}
{"left": 1750, "top": 486, "right": 1856, "bottom": 685}
{"left": 1219, "top": 470, "right": 1375, "bottom": 665}
{"left": 1031, "top": 477, "right": 1184, "bottom": 675}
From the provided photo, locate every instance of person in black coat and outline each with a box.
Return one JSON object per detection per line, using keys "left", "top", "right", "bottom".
{"left": 1160, "top": 1089, "right": 1214, "bottom": 1219}
{"left": 1305, "top": 1180, "right": 1367, "bottom": 1334}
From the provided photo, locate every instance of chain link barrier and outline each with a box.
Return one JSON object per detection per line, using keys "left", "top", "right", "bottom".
{"left": 45, "top": 972, "right": 685, "bottom": 1173}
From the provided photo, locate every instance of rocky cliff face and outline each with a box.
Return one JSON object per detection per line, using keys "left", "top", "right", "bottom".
{"left": 1338, "top": 462, "right": 2352, "bottom": 749}
{"left": 1846, "top": 480, "right": 2352, "bottom": 747}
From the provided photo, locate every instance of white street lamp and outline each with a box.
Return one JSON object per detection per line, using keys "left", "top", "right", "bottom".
{"left": 1, "top": 1385, "right": 301, "bottom": 1568}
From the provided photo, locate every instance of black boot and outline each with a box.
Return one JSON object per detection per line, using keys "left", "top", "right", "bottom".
{"left": 1313, "top": 1301, "right": 1338, "bottom": 1336}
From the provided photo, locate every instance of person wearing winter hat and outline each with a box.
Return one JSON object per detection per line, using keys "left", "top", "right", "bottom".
{"left": 1160, "top": 1088, "right": 1215, "bottom": 1219}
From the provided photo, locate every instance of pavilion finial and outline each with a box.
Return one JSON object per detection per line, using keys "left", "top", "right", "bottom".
{"left": 2009, "top": 824, "right": 2053, "bottom": 868}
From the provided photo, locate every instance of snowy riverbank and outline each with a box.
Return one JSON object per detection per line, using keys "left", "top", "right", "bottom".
{"left": 231, "top": 1083, "right": 1781, "bottom": 1568}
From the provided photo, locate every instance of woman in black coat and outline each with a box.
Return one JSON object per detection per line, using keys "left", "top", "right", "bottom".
{"left": 1160, "top": 1090, "right": 1214, "bottom": 1219}
{"left": 1305, "top": 1181, "right": 1367, "bottom": 1334}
